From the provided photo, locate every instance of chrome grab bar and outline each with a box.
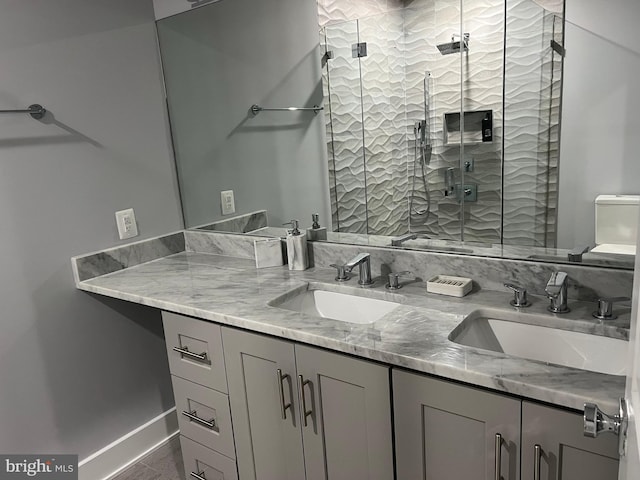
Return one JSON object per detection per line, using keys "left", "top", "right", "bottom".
{"left": 251, "top": 104, "right": 323, "bottom": 115}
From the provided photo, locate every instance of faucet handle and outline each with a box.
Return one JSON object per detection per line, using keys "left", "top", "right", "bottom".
{"left": 330, "top": 264, "right": 350, "bottom": 282}
{"left": 504, "top": 283, "right": 530, "bottom": 307}
{"left": 386, "top": 271, "right": 412, "bottom": 290}
{"left": 592, "top": 297, "right": 631, "bottom": 320}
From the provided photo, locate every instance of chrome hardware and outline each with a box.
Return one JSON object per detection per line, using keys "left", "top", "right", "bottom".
{"left": 592, "top": 297, "right": 630, "bottom": 320}
{"left": 190, "top": 471, "right": 207, "bottom": 480}
{"left": 584, "top": 398, "right": 628, "bottom": 456}
{"left": 329, "top": 264, "right": 350, "bottom": 282}
{"left": 276, "top": 369, "right": 292, "bottom": 420}
{"left": 391, "top": 233, "right": 418, "bottom": 247}
{"left": 0, "top": 104, "right": 46, "bottom": 120}
{"left": 494, "top": 433, "right": 502, "bottom": 480}
{"left": 173, "top": 346, "right": 211, "bottom": 365}
{"left": 182, "top": 410, "right": 216, "bottom": 430}
{"left": 504, "top": 283, "right": 530, "bottom": 307}
{"left": 568, "top": 245, "right": 591, "bottom": 262}
{"left": 386, "top": 271, "right": 412, "bottom": 290}
{"left": 344, "top": 253, "right": 374, "bottom": 286}
{"left": 298, "top": 375, "right": 313, "bottom": 427}
{"left": 464, "top": 159, "right": 474, "bottom": 172}
{"left": 352, "top": 42, "right": 367, "bottom": 58}
{"left": 545, "top": 271, "right": 570, "bottom": 313}
{"left": 533, "top": 444, "right": 541, "bottom": 480}
{"left": 251, "top": 104, "right": 323, "bottom": 115}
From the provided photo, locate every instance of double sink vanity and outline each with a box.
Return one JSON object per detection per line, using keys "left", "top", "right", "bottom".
{"left": 72, "top": 230, "right": 631, "bottom": 480}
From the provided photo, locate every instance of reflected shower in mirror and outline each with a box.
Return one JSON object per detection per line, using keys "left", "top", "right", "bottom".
{"left": 157, "top": 0, "right": 639, "bottom": 270}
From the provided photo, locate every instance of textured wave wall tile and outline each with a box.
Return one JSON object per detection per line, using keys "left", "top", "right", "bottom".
{"left": 320, "top": 0, "right": 557, "bottom": 245}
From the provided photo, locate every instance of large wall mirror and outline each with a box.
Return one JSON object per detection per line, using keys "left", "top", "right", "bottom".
{"left": 156, "top": 0, "right": 640, "bottom": 269}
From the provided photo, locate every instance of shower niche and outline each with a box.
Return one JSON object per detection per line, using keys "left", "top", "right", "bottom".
{"left": 443, "top": 110, "right": 493, "bottom": 145}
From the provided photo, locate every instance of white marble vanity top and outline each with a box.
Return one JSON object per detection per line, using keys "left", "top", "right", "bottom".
{"left": 74, "top": 249, "right": 627, "bottom": 413}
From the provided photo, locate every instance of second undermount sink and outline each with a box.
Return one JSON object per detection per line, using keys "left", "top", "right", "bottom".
{"left": 449, "top": 308, "right": 628, "bottom": 376}
{"left": 269, "top": 284, "right": 401, "bottom": 324}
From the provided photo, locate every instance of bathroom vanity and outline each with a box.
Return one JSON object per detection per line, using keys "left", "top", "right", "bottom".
{"left": 72, "top": 230, "right": 631, "bottom": 480}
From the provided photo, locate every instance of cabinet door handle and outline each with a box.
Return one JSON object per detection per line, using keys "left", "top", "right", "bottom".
{"left": 494, "top": 433, "right": 502, "bottom": 480}
{"left": 534, "top": 444, "right": 542, "bottom": 480}
{"left": 298, "top": 374, "right": 313, "bottom": 427}
{"left": 190, "top": 471, "right": 207, "bottom": 480}
{"left": 173, "top": 346, "right": 211, "bottom": 365}
{"left": 182, "top": 410, "right": 216, "bottom": 430}
{"left": 276, "top": 369, "right": 292, "bottom": 420}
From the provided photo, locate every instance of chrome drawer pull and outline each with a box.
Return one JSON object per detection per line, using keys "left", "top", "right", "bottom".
{"left": 173, "top": 346, "right": 211, "bottom": 365}
{"left": 298, "top": 375, "right": 313, "bottom": 427}
{"left": 182, "top": 410, "right": 216, "bottom": 430}
{"left": 190, "top": 471, "right": 207, "bottom": 480}
{"left": 277, "top": 369, "right": 292, "bottom": 420}
{"left": 534, "top": 444, "right": 542, "bottom": 480}
{"left": 495, "top": 433, "right": 502, "bottom": 480}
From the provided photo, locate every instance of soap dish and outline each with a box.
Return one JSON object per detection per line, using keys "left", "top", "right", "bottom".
{"left": 427, "top": 275, "right": 472, "bottom": 297}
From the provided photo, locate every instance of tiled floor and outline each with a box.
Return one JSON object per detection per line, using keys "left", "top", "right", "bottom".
{"left": 112, "top": 436, "right": 185, "bottom": 480}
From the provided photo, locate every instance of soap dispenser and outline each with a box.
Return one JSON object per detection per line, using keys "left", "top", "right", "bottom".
{"left": 306, "top": 213, "right": 328, "bottom": 241}
{"left": 284, "top": 219, "right": 309, "bottom": 271}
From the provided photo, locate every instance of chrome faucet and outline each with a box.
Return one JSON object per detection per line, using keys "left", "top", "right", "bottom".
{"left": 568, "top": 245, "right": 592, "bottom": 262}
{"left": 391, "top": 233, "right": 418, "bottom": 247}
{"left": 344, "top": 253, "right": 374, "bottom": 286}
{"left": 545, "top": 271, "right": 570, "bottom": 313}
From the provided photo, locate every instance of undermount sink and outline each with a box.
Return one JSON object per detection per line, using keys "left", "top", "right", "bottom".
{"left": 269, "top": 285, "right": 401, "bottom": 324}
{"left": 449, "top": 309, "right": 628, "bottom": 376}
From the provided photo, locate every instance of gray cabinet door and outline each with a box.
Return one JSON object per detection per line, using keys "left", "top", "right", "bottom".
{"left": 521, "top": 401, "right": 619, "bottom": 480}
{"left": 295, "top": 345, "right": 394, "bottom": 480}
{"left": 393, "top": 369, "right": 521, "bottom": 480}
{"left": 222, "top": 328, "right": 305, "bottom": 480}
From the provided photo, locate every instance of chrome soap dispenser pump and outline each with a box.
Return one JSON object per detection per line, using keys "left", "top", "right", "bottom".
{"left": 307, "top": 213, "right": 327, "bottom": 241}
{"left": 283, "top": 219, "right": 309, "bottom": 271}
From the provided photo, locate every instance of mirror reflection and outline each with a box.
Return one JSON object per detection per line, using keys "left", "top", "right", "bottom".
{"left": 156, "top": 0, "right": 639, "bottom": 269}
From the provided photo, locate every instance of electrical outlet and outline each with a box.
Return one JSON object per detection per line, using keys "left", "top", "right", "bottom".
{"left": 221, "top": 190, "right": 235, "bottom": 215}
{"left": 115, "top": 208, "right": 139, "bottom": 240}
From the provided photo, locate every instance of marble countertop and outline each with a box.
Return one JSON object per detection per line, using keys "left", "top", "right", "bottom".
{"left": 75, "top": 251, "right": 627, "bottom": 413}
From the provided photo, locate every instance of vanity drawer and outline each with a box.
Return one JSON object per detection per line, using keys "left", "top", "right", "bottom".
{"left": 163, "top": 311, "right": 228, "bottom": 393}
{"left": 180, "top": 435, "right": 238, "bottom": 480}
{"left": 172, "top": 375, "right": 235, "bottom": 459}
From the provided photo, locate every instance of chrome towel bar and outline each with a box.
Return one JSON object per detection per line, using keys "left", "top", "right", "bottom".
{"left": 251, "top": 104, "right": 323, "bottom": 115}
{"left": 0, "top": 104, "right": 46, "bottom": 120}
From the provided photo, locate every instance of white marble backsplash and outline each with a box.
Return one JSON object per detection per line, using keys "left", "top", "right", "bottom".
{"left": 72, "top": 231, "right": 185, "bottom": 282}
{"left": 310, "top": 241, "right": 633, "bottom": 301}
{"left": 184, "top": 230, "right": 273, "bottom": 259}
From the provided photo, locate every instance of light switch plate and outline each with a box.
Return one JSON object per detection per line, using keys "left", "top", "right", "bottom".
{"left": 115, "top": 208, "right": 139, "bottom": 240}
{"left": 221, "top": 190, "right": 235, "bottom": 215}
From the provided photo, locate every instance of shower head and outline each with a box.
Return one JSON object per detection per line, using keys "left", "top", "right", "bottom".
{"left": 437, "top": 33, "right": 469, "bottom": 55}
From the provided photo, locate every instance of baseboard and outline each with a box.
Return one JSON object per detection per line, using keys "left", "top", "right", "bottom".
{"left": 78, "top": 407, "right": 179, "bottom": 480}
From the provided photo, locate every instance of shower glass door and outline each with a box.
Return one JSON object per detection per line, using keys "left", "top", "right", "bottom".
{"left": 322, "top": 0, "right": 466, "bottom": 241}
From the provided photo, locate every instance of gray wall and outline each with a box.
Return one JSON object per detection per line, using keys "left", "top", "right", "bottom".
{"left": 557, "top": 0, "right": 640, "bottom": 248}
{"left": 0, "top": 0, "right": 183, "bottom": 459}
{"left": 157, "top": 0, "right": 331, "bottom": 229}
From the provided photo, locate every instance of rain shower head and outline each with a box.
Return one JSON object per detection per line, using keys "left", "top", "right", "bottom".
{"left": 437, "top": 33, "right": 469, "bottom": 55}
